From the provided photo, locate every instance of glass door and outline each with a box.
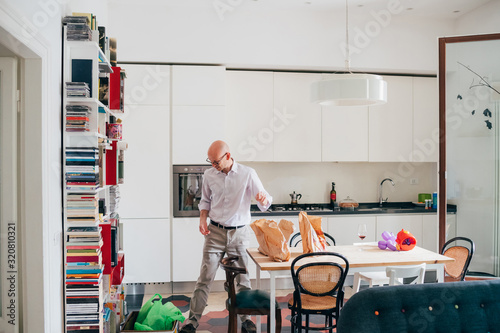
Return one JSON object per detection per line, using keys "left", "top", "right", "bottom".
{"left": 178, "top": 173, "right": 203, "bottom": 212}
{"left": 439, "top": 34, "right": 500, "bottom": 275}
{"left": 0, "top": 57, "right": 19, "bottom": 332}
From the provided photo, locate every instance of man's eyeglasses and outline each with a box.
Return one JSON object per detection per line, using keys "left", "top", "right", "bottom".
{"left": 206, "top": 152, "right": 227, "bottom": 166}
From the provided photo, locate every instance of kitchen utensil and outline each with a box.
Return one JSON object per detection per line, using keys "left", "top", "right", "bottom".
{"left": 289, "top": 191, "right": 302, "bottom": 205}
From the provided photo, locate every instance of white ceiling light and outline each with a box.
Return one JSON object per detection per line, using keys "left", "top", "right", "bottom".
{"left": 311, "top": 0, "right": 387, "bottom": 107}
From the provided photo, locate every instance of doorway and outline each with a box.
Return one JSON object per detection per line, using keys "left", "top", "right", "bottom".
{"left": 0, "top": 13, "right": 49, "bottom": 330}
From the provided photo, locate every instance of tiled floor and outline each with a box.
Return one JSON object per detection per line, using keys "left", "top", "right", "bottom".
{"left": 153, "top": 289, "right": 293, "bottom": 333}
{"left": 126, "top": 289, "right": 331, "bottom": 332}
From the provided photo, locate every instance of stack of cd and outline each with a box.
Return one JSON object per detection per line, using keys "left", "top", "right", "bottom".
{"left": 66, "top": 105, "right": 91, "bottom": 132}
{"left": 66, "top": 82, "right": 90, "bottom": 98}
{"left": 63, "top": 16, "right": 92, "bottom": 41}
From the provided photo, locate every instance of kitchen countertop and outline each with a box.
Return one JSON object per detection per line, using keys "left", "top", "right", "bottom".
{"left": 250, "top": 202, "right": 457, "bottom": 217}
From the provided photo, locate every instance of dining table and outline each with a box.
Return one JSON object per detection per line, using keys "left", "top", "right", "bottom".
{"left": 247, "top": 243, "right": 455, "bottom": 333}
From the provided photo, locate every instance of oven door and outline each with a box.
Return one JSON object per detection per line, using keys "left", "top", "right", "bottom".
{"left": 173, "top": 171, "right": 205, "bottom": 217}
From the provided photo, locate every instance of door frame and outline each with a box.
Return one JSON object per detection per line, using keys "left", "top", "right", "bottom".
{"left": 0, "top": 3, "right": 55, "bottom": 332}
{"left": 0, "top": 56, "right": 18, "bottom": 333}
{"left": 438, "top": 33, "right": 500, "bottom": 253}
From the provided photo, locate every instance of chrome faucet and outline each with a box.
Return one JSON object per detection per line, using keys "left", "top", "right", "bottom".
{"left": 379, "top": 178, "right": 395, "bottom": 207}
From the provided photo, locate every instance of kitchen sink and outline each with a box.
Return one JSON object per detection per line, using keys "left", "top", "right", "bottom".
{"left": 357, "top": 208, "right": 383, "bottom": 212}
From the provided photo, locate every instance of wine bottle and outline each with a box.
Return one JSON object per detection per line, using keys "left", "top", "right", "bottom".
{"left": 330, "top": 182, "right": 336, "bottom": 209}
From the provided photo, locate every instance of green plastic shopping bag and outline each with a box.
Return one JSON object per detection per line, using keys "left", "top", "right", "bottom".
{"left": 134, "top": 293, "right": 186, "bottom": 331}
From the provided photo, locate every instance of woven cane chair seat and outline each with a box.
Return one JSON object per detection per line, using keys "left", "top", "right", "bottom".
{"left": 288, "top": 294, "right": 337, "bottom": 311}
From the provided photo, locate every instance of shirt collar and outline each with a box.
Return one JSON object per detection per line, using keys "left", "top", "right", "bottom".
{"left": 230, "top": 160, "right": 239, "bottom": 174}
{"left": 215, "top": 159, "right": 238, "bottom": 175}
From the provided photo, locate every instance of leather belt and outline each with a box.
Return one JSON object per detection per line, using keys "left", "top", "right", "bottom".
{"left": 211, "top": 221, "right": 245, "bottom": 230}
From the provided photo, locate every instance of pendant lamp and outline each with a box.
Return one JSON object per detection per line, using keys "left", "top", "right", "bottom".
{"left": 311, "top": 0, "right": 387, "bottom": 106}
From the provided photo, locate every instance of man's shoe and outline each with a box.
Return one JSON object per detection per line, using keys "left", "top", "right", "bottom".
{"left": 241, "top": 319, "right": 256, "bottom": 333}
{"left": 179, "top": 323, "right": 196, "bottom": 333}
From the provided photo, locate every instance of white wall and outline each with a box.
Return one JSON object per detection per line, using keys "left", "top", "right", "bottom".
{"left": 107, "top": 2, "right": 498, "bottom": 75}
{"left": 248, "top": 162, "right": 437, "bottom": 205}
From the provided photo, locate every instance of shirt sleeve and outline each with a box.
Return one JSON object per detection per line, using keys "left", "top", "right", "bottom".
{"left": 249, "top": 169, "right": 272, "bottom": 212}
{"left": 198, "top": 172, "right": 212, "bottom": 212}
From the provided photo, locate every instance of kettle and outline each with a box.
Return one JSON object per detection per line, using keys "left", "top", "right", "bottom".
{"left": 290, "top": 191, "right": 302, "bottom": 205}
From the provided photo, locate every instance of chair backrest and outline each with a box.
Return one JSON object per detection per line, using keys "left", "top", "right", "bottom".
{"left": 385, "top": 263, "right": 426, "bottom": 286}
{"left": 289, "top": 232, "right": 336, "bottom": 247}
{"left": 220, "top": 256, "right": 247, "bottom": 307}
{"left": 290, "top": 252, "right": 349, "bottom": 308}
{"left": 441, "top": 236, "right": 475, "bottom": 281}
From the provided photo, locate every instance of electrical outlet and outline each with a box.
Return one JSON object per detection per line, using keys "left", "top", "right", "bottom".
{"left": 410, "top": 178, "right": 419, "bottom": 185}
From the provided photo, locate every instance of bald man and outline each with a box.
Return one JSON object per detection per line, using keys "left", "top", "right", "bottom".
{"left": 180, "top": 140, "right": 272, "bottom": 333}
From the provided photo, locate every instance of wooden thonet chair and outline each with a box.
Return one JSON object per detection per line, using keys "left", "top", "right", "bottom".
{"left": 289, "top": 232, "right": 336, "bottom": 247}
{"left": 288, "top": 252, "right": 349, "bottom": 333}
{"left": 220, "top": 256, "right": 282, "bottom": 333}
{"left": 441, "top": 236, "right": 475, "bottom": 281}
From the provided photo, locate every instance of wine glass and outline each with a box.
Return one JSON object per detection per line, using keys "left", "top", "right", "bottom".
{"left": 358, "top": 224, "right": 367, "bottom": 241}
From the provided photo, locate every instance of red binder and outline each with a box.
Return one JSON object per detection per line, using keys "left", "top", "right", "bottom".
{"left": 100, "top": 222, "right": 112, "bottom": 274}
{"left": 109, "top": 66, "right": 123, "bottom": 111}
{"left": 105, "top": 140, "right": 118, "bottom": 186}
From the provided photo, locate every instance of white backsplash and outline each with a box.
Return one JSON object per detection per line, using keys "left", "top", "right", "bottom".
{"left": 244, "top": 162, "right": 438, "bottom": 205}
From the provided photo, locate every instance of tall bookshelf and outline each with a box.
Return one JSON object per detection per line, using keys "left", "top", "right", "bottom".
{"left": 62, "top": 20, "right": 126, "bottom": 333}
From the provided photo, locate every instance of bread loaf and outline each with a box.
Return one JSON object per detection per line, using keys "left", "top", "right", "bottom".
{"left": 339, "top": 202, "right": 359, "bottom": 208}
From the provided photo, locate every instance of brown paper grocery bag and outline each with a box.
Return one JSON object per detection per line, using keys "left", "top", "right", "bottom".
{"left": 251, "top": 219, "right": 294, "bottom": 262}
{"left": 299, "top": 211, "right": 327, "bottom": 253}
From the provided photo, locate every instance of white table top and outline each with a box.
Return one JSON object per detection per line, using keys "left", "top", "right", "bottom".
{"left": 247, "top": 244, "right": 454, "bottom": 271}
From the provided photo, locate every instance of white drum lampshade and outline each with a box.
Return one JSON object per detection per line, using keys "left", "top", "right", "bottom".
{"left": 311, "top": 73, "right": 387, "bottom": 106}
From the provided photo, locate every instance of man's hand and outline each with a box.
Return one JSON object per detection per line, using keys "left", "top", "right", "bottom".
{"left": 255, "top": 191, "right": 268, "bottom": 206}
{"left": 200, "top": 219, "right": 210, "bottom": 236}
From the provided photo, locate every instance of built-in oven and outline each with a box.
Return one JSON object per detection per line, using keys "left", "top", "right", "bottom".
{"left": 173, "top": 165, "right": 212, "bottom": 217}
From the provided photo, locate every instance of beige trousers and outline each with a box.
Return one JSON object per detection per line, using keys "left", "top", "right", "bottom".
{"left": 186, "top": 223, "right": 252, "bottom": 327}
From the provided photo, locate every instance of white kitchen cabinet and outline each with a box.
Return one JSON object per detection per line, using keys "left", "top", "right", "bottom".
{"left": 172, "top": 218, "right": 226, "bottom": 282}
{"left": 422, "top": 214, "right": 438, "bottom": 252}
{"left": 413, "top": 77, "right": 439, "bottom": 162}
{"left": 322, "top": 105, "right": 369, "bottom": 161}
{"left": 327, "top": 216, "right": 377, "bottom": 245}
{"left": 120, "top": 104, "right": 170, "bottom": 218}
{"left": 225, "top": 71, "right": 274, "bottom": 161}
{"left": 122, "top": 218, "right": 170, "bottom": 283}
{"left": 122, "top": 64, "right": 170, "bottom": 105}
{"left": 369, "top": 76, "right": 413, "bottom": 162}
{"left": 273, "top": 72, "right": 322, "bottom": 162}
{"left": 173, "top": 218, "right": 265, "bottom": 281}
{"left": 172, "top": 65, "right": 225, "bottom": 106}
{"left": 376, "top": 215, "right": 423, "bottom": 248}
{"left": 172, "top": 105, "right": 226, "bottom": 164}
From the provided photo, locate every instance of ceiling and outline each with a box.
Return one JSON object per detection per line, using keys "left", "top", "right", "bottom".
{"left": 111, "top": 0, "right": 494, "bottom": 20}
